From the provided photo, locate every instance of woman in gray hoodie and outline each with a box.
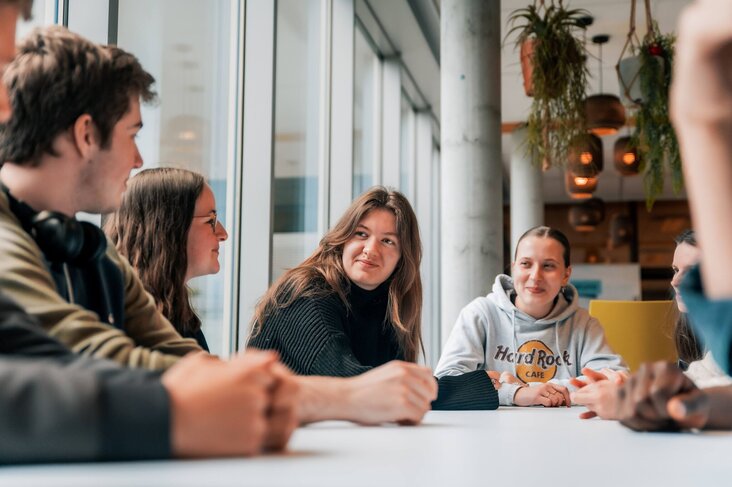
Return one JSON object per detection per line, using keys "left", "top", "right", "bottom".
{"left": 435, "top": 226, "right": 627, "bottom": 407}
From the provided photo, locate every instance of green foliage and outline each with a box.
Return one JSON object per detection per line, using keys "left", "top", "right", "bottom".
{"left": 507, "top": 1, "right": 590, "bottom": 168}
{"left": 629, "top": 23, "right": 681, "bottom": 210}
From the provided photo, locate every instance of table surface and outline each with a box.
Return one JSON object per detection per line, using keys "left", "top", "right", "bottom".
{"left": 3, "top": 407, "right": 732, "bottom": 487}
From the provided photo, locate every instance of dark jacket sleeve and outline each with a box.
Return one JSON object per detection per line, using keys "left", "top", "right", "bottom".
{"left": 0, "top": 292, "right": 171, "bottom": 464}
{"left": 249, "top": 295, "right": 371, "bottom": 377}
{"left": 0, "top": 293, "right": 76, "bottom": 357}
{"left": 432, "top": 370, "right": 499, "bottom": 410}
{"left": 0, "top": 356, "right": 170, "bottom": 464}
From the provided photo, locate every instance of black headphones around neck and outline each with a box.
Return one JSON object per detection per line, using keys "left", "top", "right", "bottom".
{"left": 2, "top": 185, "right": 107, "bottom": 265}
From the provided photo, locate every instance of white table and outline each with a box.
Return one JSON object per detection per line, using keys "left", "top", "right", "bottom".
{"left": 3, "top": 408, "right": 731, "bottom": 487}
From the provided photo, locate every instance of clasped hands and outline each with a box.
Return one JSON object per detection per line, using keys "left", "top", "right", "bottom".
{"left": 487, "top": 370, "right": 571, "bottom": 407}
{"left": 571, "top": 363, "right": 713, "bottom": 431}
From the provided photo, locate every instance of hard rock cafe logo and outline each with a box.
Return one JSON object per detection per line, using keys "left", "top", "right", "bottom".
{"left": 493, "top": 340, "right": 573, "bottom": 383}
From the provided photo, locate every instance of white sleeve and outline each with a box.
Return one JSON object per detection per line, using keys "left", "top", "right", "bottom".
{"left": 434, "top": 300, "right": 489, "bottom": 379}
{"left": 497, "top": 382, "right": 523, "bottom": 406}
{"left": 685, "top": 352, "right": 732, "bottom": 388}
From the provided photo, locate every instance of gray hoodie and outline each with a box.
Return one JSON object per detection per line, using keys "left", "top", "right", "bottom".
{"left": 435, "top": 275, "right": 627, "bottom": 406}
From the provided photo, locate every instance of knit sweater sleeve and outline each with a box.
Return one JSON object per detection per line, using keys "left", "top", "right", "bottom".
{"left": 431, "top": 370, "right": 498, "bottom": 410}
{"left": 248, "top": 295, "right": 371, "bottom": 377}
{"left": 423, "top": 299, "right": 499, "bottom": 409}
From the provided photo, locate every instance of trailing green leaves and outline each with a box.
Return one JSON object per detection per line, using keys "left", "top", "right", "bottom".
{"left": 507, "top": 1, "right": 590, "bottom": 169}
{"left": 629, "top": 23, "right": 681, "bottom": 210}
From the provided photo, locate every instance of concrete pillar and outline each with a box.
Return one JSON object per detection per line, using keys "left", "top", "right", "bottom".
{"left": 440, "top": 0, "right": 502, "bottom": 343}
{"left": 510, "top": 126, "right": 544, "bottom": 260}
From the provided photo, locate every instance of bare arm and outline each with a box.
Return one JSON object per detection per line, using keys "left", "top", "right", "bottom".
{"left": 293, "top": 361, "right": 437, "bottom": 425}
{"left": 672, "top": 0, "right": 732, "bottom": 298}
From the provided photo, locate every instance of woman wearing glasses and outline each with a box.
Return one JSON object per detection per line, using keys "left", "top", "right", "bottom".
{"left": 106, "top": 169, "right": 441, "bottom": 424}
{"left": 105, "top": 167, "right": 227, "bottom": 351}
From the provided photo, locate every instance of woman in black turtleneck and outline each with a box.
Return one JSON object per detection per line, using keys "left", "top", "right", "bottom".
{"left": 249, "top": 187, "right": 497, "bottom": 412}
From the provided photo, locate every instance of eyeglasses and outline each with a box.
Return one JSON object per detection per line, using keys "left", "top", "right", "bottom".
{"left": 193, "top": 211, "right": 218, "bottom": 233}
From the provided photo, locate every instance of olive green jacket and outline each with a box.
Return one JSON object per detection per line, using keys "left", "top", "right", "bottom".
{"left": 0, "top": 191, "right": 202, "bottom": 370}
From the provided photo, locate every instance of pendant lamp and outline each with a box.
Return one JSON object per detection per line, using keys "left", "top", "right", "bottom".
{"left": 565, "top": 171, "right": 598, "bottom": 199}
{"left": 569, "top": 197, "right": 605, "bottom": 232}
{"left": 566, "top": 134, "right": 602, "bottom": 199}
{"left": 569, "top": 133, "right": 603, "bottom": 177}
{"left": 609, "top": 213, "right": 634, "bottom": 247}
{"left": 585, "top": 35, "right": 626, "bottom": 136}
{"left": 613, "top": 136, "right": 640, "bottom": 175}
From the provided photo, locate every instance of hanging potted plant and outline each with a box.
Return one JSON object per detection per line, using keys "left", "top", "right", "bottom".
{"left": 506, "top": 0, "right": 591, "bottom": 170}
{"left": 616, "top": 0, "right": 681, "bottom": 209}
{"left": 616, "top": 0, "right": 646, "bottom": 105}
{"left": 630, "top": 24, "right": 680, "bottom": 209}
{"left": 616, "top": 0, "right": 665, "bottom": 106}
{"left": 630, "top": 26, "right": 684, "bottom": 211}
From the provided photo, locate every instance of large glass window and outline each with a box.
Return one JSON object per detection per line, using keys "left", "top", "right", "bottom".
{"left": 272, "top": 0, "right": 323, "bottom": 281}
{"left": 400, "top": 94, "right": 415, "bottom": 201}
{"left": 116, "top": 0, "right": 235, "bottom": 355}
{"left": 16, "top": 0, "right": 54, "bottom": 39}
{"left": 352, "top": 26, "right": 379, "bottom": 197}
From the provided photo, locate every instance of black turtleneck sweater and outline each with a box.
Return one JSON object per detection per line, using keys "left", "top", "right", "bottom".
{"left": 248, "top": 280, "right": 497, "bottom": 410}
{"left": 344, "top": 281, "right": 401, "bottom": 367}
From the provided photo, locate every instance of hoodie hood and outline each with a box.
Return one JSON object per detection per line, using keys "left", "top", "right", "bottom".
{"left": 434, "top": 274, "right": 627, "bottom": 406}
{"left": 490, "top": 274, "right": 579, "bottom": 329}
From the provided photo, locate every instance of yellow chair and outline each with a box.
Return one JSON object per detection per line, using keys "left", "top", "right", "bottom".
{"left": 588, "top": 300, "right": 678, "bottom": 372}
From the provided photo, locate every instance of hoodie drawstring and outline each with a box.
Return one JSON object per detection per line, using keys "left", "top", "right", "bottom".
{"left": 512, "top": 308, "right": 518, "bottom": 379}
{"left": 555, "top": 317, "right": 573, "bottom": 379}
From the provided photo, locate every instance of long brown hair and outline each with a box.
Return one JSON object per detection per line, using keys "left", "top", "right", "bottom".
{"left": 251, "top": 186, "right": 423, "bottom": 362}
{"left": 104, "top": 167, "right": 204, "bottom": 337}
{"left": 673, "top": 229, "right": 704, "bottom": 364}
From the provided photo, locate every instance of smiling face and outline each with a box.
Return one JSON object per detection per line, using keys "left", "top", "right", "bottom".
{"left": 341, "top": 208, "right": 401, "bottom": 291}
{"left": 512, "top": 236, "right": 571, "bottom": 319}
{"left": 671, "top": 242, "right": 701, "bottom": 313}
{"left": 185, "top": 184, "right": 228, "bottom": 282}
{"left": 78, "top": 96, "right": 144, "bottom": 214}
